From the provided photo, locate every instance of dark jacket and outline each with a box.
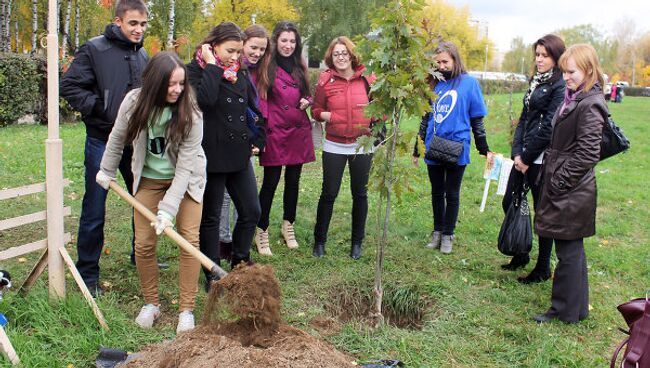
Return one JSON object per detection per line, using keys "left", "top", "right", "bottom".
{"left": 312, "top": 66, "right": 375, "bottom": 144}
{"left": 512, "top": 72, "right": 565, "bottom": 164}
{"left": 187, "top": 60, "right": 265, "bottom": 174}
{"left": 60, "top": 24, "right": 148, "bottom": 141}
{"left": 535, "top": 86, "right": 607, "bottom": 240}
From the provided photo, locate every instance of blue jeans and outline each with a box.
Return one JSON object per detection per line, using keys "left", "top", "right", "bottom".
{"left": 76, "top": 136, "right": 134, "bottom": 286}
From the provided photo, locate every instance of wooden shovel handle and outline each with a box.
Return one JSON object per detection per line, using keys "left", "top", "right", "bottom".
{"left": 108, "top": 181, "right": 228, "bottom": 279}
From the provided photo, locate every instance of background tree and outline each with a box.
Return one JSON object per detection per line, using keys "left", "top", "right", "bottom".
{"left": 501, "top": 36, "right": 532, "bottom": 76}
{"left": 422, "top": 0, "right": 493, "bottom": 71}
{"left": 195, "top": 0, "right": 298, "bottom": 49}
{"left": 357, "top": 0, "right": 435, "bottom": 327}
{"left": 291, "top": 0, "right": 389, "bottom": 66}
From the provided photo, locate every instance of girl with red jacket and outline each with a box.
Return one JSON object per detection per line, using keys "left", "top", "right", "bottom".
{"left": 311, "top": 36, "right": 375, "bottom": 259}
{"left": 254, "top": 21, "right": 315, "bottom": 255}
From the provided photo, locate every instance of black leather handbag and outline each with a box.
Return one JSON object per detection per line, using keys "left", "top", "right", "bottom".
{"left": 600, "top": 114, "right": 630, "bottom": 161}
{"left": 424, "top": 105, "right": 463, "bottom": 164}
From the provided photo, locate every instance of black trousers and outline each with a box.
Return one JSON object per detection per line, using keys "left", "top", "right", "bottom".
{"left": 314, "top": 152, "right": 373, "bottom": 245}
{"left": 548, "top": 238, "right": 589, "bottom": 322}
{"left": 257, "top": 164, "right": 303, "bottom": 230}
{"left": 502, "top": 164, "right": 553, "bottom": 271}
{"left": 200, "top": 162, "right": 260, "bottom": 271}
{"left": 427, "top": 164, "right": 466, "bottom": 235}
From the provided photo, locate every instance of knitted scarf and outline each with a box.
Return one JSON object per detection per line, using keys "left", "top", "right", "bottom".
{"left": 194, "top": 48, "right": 240, "bottom": 83}
{"left": 558, "top": 85, "right": 584, "bottom": 118}
{"left": 524, "top": 69, "right": 554, "bottom": 108}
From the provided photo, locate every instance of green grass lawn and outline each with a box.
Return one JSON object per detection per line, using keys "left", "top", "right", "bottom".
{"left": 0, "top": 94, "right": 648, "bottom": 367}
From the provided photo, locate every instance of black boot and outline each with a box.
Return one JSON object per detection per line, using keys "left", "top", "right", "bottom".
{"left": 350, "top": 243, "right": 362, "bottom": 260}
{"left": 501, "top": 254, "right": 529, "bottom": 271}
{"left": 219, "top": 241, "right": 233, "bottom": 261}
{"left": 517, "top": 269, "right": 551, "bottom": 284}
{"left": 312, "top": 243, "right": 325, "bottom": 258}
{"left": 230, "top": 255, "right": 254, "bottom": 270}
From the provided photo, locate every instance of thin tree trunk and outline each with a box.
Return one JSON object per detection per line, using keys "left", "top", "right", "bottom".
{"left": 31, "top": 0, "right": 38, "bottom": 54}
{"left": 4, "top": 0, "right": 11, "bottom": 52}
{"left": 0, "top": 0, "right": 6, "bottom": 52}
{"left": 74, "top": 0, "right": 79, "bottom": 51}
{"left": 14, "top": 18, "right": 17, "bottom": 52}
{"left": 62, "top": 0, "right": 71, "bottom": 58}
{"left": 166, "top": 0, "right": 175, "bottom": 49}
{"left": 371, "top": 107, "right": 399, "bottom": 328}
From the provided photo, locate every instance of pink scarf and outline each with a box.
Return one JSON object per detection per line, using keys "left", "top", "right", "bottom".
{"left": 195, "top": 48, "right": 240, "bottom": 83}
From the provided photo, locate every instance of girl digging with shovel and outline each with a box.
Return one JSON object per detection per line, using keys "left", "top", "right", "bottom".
{"left": 96, "top": 51, "right": 206, "bottom": 333}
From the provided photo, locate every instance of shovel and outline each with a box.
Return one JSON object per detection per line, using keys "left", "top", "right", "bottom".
{"left": 108, "top": 181, "right": 228, "bottom": 280}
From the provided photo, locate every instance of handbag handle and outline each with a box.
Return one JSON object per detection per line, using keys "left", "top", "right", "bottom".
{"left": 610, "top": 337, "right": 630, "bottom": 368}
{"left": 621, "top": 291, "right": 650, "bottom": 367}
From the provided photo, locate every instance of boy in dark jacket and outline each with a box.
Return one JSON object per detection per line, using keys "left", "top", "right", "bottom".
{"left": 60, "top": 0, "right": 148, "bottom": 297}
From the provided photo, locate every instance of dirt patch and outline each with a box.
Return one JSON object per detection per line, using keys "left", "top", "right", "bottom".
{"left": 122, "top": 264, "right": 357, "bottom": 368}
{"left": 325, "top": 282, "right": 430, "bottom": 330}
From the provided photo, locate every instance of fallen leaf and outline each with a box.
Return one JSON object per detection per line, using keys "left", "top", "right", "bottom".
{"left": 102, "top": 281, "right": 113, "bottom": 289}
{"left": 67, "top": 364, "right": 74, "bottom": 368}
{"left": 297, "top": 312, "right": 305, "bottom": 317}
{"left": 602, "top": 240, "right": 609, "bottom": 246}
{"left": 104, "top": 247, "right": 111, "bottom": 255}
{"left": 589, "top": 304, "right": 594, "bottom": 311}
{"left": 171, "top": 299, "right": 178, "bottom": 305}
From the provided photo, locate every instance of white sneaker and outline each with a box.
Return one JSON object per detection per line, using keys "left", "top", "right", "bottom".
{"left": 426, "top": 231, "right": 442, "bottom": 249}
{"left": 176, "top": 310, "right": 195, "bottom": 333}
{"left": 135, "top": 304, "right": 160, "bottom": 329}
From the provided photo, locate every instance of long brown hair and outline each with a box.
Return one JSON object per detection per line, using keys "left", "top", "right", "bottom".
{"left": 125, "top": 51, "right": 196, "bottom": 148}
{"left": 531, "top": 34, "right": 566, "bottom": 77}
{"left": 256, "top": 21, "right": 309, "bottom": 100}
{"left": 244, "top": 24, "right": 270, "bottom": 67}
{"left": 194, "top": 22, "right": 245, "bottom": 57}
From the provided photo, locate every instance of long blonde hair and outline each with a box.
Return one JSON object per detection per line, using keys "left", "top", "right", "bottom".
{"left": 558, "top": 44, "right": 604, "bottom": 92}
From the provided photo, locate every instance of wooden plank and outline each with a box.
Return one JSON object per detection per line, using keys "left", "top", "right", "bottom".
{"left": 0, "top": 206, "right": 71, "bottom": 231}
{"left": 0, "top": 233, "right": 71, "bottom": 261}
{"left": 0, "top": 325, "right": 20, "bottom": 365}
{"left": 0, "top": 179, "right": 69, "bottom": 201}
{"left": 58, "top": 247, "right": 109, "bottom": 330}
{"left": 18, "top": 250, "right": 49, "bottom": 295}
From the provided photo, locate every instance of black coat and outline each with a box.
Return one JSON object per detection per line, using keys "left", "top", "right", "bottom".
{"left": 60, "top": 24, "right": 148, "bottom": 141}
{"left": 187, "top": 60, "right": 266, "bottom": 173}
{"left": 512, "top": 72, "right": 565, "bottom": 165}
{"left": 535, "top": 86, "right": 607, "bottom": 240}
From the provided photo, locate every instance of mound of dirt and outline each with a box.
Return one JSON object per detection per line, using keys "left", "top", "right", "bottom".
{"left": 122, "top": 264, "right": 357, "bottom": 368}
{"left": 123, "top": 324, "right": 356, "bottom": 368}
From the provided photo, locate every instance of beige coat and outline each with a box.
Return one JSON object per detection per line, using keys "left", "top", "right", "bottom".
{"left": 100, "top": 89, "right": 206, "bottom": 217}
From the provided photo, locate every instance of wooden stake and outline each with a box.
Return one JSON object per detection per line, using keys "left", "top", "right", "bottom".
{"left": 19, "top": 250, "right": 49, "bottom": 295}
{"left": 0, "top": 325, "right": 20, "bottom": 365}
{"left": 58, "top": 247, "right": 109, "bottom": 330}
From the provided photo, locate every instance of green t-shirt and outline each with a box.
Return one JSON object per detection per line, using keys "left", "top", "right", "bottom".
{"left": 142, "top": 107, "right": 175, "bottom": 180}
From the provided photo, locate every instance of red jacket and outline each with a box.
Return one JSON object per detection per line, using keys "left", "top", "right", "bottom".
{"left": 312, "top": 66, "right": 375, "bottom": 144}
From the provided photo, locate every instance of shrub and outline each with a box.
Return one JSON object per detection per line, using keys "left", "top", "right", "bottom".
{"left": 621, "top": 87, "right": 650, "bottom": 97}
{"left": 0, "top": 53, "right": 79, "bottom": 126}
{"left": 0, "top": 53, "right": 42, "bottom": 126}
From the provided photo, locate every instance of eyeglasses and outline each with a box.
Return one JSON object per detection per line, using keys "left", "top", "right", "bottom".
{"left": 332, "top": 51, "right": 350, "bottom": 59}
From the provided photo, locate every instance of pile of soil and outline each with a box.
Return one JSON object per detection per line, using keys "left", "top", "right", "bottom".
{"left": 123, "top": 264, "right": 357, "bottom": 368}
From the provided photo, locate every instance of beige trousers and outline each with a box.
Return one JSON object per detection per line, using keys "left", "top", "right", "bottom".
{"left": 134, "top": 177, "right": 202, "bottom": 311}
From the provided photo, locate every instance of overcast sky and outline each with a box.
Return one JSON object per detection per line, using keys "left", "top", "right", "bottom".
{"left": 446, "top": 0, "right": 650, "bottom": 52}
